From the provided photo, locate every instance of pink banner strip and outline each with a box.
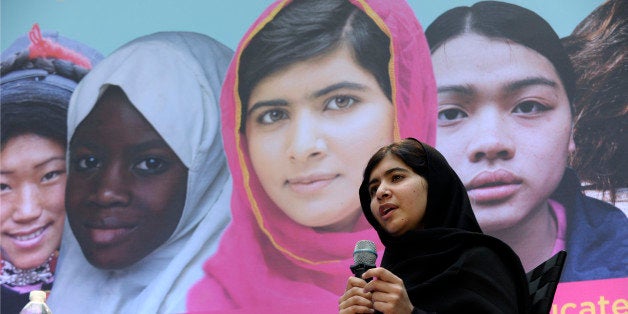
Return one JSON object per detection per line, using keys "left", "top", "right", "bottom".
{"left": 552, "top": 277, "right": 628, "bottom": 314}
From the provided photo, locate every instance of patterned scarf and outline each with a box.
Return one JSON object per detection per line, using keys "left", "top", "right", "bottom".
{"left": 1, "top": 252, "right": 57, "bottom": 287}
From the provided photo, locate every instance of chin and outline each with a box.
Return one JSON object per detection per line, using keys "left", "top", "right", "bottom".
{"left": 295, "top": 217, "right": 332, "bottom": 228}
{"left": 13, "top": 258, "right": 45, "bottom": 270}
{"left": 476, "top": 217, "right": 519, "bottom": 235}
{"left": 84, "top": 250, "right": 136, "bottom": 270}
{"left": 388, "top": 230, "right": 404, "bottom": 237}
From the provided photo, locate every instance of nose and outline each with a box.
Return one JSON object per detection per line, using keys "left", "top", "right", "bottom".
{"left": 12, "top": 184, "right": 43, "bottom": 222}
{"left": 287, "top": 113, "right": 327, "bottom": 163}
{"left": 467, "top": 111, "right": 515, "bottom": 163}
{"left": 375, "top": 183, "right": 391, "bottom": 201}
{"left": 89, "top": 162, "right": 131, "bottom": 207}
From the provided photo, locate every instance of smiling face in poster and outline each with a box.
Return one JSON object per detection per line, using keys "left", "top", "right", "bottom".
{"left": 67, "top": 87, "right": 188, "bottom": 269}
{"left": 432, "top": 34, "right": 575, "bottom": 234}
{"left": 245, "top": 44, "right": 394, "bottom": 232}
{"left": 1, "top": 134, "right": 66, "bottom": 269}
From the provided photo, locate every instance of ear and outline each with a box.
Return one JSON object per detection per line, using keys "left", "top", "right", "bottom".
{"left": 568, "top": 123, "right": 576, "bottom": 154}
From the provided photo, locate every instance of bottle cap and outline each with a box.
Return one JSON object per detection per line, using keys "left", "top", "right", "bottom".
{"left": 29, "top": 290, "right": 47, "bottom": 302}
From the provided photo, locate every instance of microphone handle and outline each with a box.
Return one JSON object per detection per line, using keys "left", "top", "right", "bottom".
{"left": 350, "top": 263, "right": 375, "bottom": 282}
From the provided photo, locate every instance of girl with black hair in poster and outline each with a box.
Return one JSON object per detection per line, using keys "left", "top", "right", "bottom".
{"left": 1, "top": 24, "right": 102, "bottom": 313}
{"left": 426, "top": 1, "right": 627, "bottom": 281}
{"left": 187, "top": 0, "right": 438, "bottom": 312}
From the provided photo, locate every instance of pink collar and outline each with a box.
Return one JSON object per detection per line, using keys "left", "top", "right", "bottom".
{"left": 548, "top": 199, "right": 567, "bottom": 254}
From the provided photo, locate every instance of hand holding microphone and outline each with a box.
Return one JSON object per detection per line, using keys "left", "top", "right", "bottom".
{"left": 341, "top": 240, "right": 414, "bottom": 313}
{"left": 340, "top": 240, "right": 379, "bottom": 313}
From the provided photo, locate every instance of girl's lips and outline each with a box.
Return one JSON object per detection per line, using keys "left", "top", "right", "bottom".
{"left": 286, "top": 173, "right": 339, "bottom": 194}
{"left": 87, "top": 227, "right": 136, "bottom": 246}
{"left": 7, "top": 224, "right": 49, "bottom": 249}
{"left": 466, "top": 170, "right": 523, "bottom": 203}
{"left": 467, "top": 184, "right": 521, "bottom": 203}
{"left": 378, "top": 204, "right": 397, "bottom": 219}
{"left": 84, "top": 217, "right": 138, "bottom": 246}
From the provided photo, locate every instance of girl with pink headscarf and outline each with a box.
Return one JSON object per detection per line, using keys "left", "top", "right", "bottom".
{"left": 187, "top": 0, "right": 437, "bottom": 312}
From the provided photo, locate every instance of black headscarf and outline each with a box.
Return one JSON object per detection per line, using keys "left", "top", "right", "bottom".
{"left": 1, "top": 26, "right": 103, "bottom": 147}
{"left": 361, "top": 140, "right": 531, "bottom": 313}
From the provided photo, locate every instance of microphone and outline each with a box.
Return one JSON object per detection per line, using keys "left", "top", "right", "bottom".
{"left": 350, "top": 240, "right": 377, "bottom": 282}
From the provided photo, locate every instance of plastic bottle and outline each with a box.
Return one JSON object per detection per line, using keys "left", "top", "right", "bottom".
{"left": 19, "top": 290, "right": 52, "bottom": 314}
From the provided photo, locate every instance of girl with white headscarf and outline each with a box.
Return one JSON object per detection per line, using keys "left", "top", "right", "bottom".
{"left": 47, "top": 32, "right": 233, "bottom": 313}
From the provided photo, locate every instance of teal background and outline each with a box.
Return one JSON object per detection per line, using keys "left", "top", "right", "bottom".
{"left": 2, "top": 0, "right": 602, "bottom": 55}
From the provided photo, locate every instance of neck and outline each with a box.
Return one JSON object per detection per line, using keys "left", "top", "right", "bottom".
{"left": 489, "top": 201, "right": 557, "bottom": 272}
{"left": 312, "top": 209, "right": 362, "bottom": 233}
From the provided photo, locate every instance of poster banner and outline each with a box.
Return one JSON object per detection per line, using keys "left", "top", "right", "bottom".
{"left": 1, "top": 0, "right": 626, "bottom": 313}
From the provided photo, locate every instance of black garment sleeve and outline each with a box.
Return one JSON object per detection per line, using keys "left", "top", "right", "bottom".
{"left": 402, "top": 246, "right": 529, "bottom": 313}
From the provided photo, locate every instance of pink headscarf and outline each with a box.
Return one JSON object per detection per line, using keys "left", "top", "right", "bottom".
{"left": 187, "top": 0, "right": 436, "bottom": 312}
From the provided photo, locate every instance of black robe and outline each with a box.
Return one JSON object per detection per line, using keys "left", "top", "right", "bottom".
{"left": 360, "top": 141, "right": 531, "bottom": 313}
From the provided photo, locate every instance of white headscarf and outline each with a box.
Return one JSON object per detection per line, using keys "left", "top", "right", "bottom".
{"left": 47, "top": 32, "right": 233, "bottom": 313}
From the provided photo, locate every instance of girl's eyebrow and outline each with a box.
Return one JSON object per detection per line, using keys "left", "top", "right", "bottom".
{"left": 504, "top": 76, "right": 557, "bottom": 93}
{"left": 1, "top": 156, "right": 65, "bottom": 175}
{"left": 368, "top": 167, "right": 409, "bottom": 186}
{"left": 247, "top": 99, "right": 288, "bottom": 115}
{"left": 69, "top": 139, "right": 99, "bottom": 153}
{"left": 130, "top": 139, "right": 171, "bottom": 153}
{"left": 310, "top": 81, "right": 368, "bottom": 99}
{"left": 70, "top": 139, "right": 170, "bottom": 154}
{"left": 34, "top": 156, "right": 66, "bottom": 169}
{"left": 437, "top": 77, "right": 558, "bottom": 96}
{"left": 247, "top": 81, "right": 368, "bottom": 115}
{"left": 437, "top": 84, "right": 474, "bottom": 95}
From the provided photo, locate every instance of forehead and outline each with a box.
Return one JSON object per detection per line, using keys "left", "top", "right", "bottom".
{"left": 249, "top": 45, "right": 369, "bottom": 100}
{"left": 73, "top": 88, "right": 159, "bottom": 143}
{"left": 2, "top": 133, "right": 63, "bottom": 153}
{"left": 69, "top": 92, "right": 172, "bottom": 161}
{"left": 85, "top": 89, "right": 142, "bottom": 124}
{"left": 1, "top": 134, "right": 64, "bottom": 168}
{"left": 431, "top": 34, "right": 562, "bottom": 88}
{"left": 370, "top": 154, "right": 409, "bottom": 179}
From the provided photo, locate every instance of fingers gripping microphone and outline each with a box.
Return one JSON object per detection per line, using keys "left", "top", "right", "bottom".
{"left": 350, "top": 240, "right": 377, "bottom": 281}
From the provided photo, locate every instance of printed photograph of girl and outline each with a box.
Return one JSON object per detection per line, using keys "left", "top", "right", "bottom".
{"left": 1, "top": 24, "right": 102, "bottom": 313}
{"left": 47, "top": 32, "right": 233, "bottom": 313}
{"left": 426, "top": 0, "right": 626, "bottom": 281}
{"left": 187, "top": 0, "right": 437, "bottom": 312}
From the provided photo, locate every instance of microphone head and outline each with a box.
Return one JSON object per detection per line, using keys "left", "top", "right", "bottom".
{"left": 353, "top": 240, "right": 377, "bottom": 266}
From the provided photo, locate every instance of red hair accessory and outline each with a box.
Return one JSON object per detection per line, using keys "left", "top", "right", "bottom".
{"left": 28, "top": 23, "right": 92, "bottom": 69}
